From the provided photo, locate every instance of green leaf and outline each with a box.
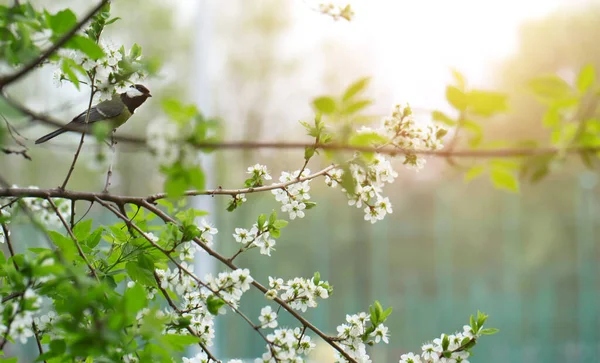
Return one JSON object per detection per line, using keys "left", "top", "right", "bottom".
{"left": 381, "top": 306, "right": 392, "bottom": 321}
{"left": 466, "top": 90, "right": 509, "bottom": 116}
{"left": 48, "top": 231, "right": 77, "bottom": 262}
{"left": 464, "top": 165, "right": 485, "bottom": 182}
{"left": 162, "top": 334, "right": 200, "bottom": 351}
{"left": 73, "top": 219, "right": 93, "bottom": 240}
{"left": 342, "top": 77, "right": 370, "bottom": 101}
{"left": 36, "top": 338, "right": 66, "bottom": 360}
{"left": 273, "top": 220, "right": 288, "bottom": 229}
{"left": 47, "top": 9, "right": 77, "bottom": 35}
{"left": 86, "top": 228, "right": 102, "bottom": 248}
{"left": 105, "top": 17, "right": 121, "bottom": 26}
{"left": 207, "top": 295, "right": 226, "bottom": 315}
{"left": 342, "top": 99, "right": 372, "bottom": 114}
{"left": 162, "top": 99, "right": 198, "bottom": 124}
{"left": 126, "top": 261, "right": 155, "bottom": 287}
{"left": 432, "top": 110, "right": 456, "bottom": 126}
{"left": 490, "top": 168, "right": 519, "bottom": 193}
{"left": 257, "top": 214, "right": 267, "bottom": 229}
{"left": 480, "top": 327, "right": 499, "bottom": 335}
{"left": 109, "top": 225, "right": 129, "bottom": 244}
{"left": 130, "top": 43, "right": 143, "bottom": 60}
{"left": 528, "top": 75, "right": 572, "bottom": 100}
{"left": 61, "top": 60, "right": 79, "bottom": 89}
{"left": 313, "top": 96, "right": 336, "bottom": 114}
{"left": 349, "top": 131, "right": 388, "bottom": 147}
{"left": 304, "top": 201, "right": 317, "bottom": 209}
{"left": 189, "top": 168, "right": 205, "bottom": 190}
{"left": 164, "top": 174, "right": 187, "bottom": 199}
{"left": 446, "top": 86, "right": 467, "bottom": 111}
{"left": 451, "top": 69, "right": 466, "bottom": 90}
{"left": 577, "top": 64, "right": 595, "bottom": 93}
{"left": 66, "top": 35, "right": 105, "bottom": 60}
{"left": 124, "top": 283, "right": 147, "bottom": 317}
{"left": 542, "top": 107, "right": 561, "bottom": 128}
{"left": 304, "top": 146, "right": 315, "bottom": 160}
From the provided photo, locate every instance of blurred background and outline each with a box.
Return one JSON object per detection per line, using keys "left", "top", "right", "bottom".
{"left": 1, "top": 0, "right": 600, "bottom": 362}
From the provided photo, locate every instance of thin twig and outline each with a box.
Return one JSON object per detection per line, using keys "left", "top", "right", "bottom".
{"left": 0, "top": 0, "right": 110, "bottom": 88}
{"left": 2, "top": 223, "right": 18, "bottom": 270}
{"left": 103, "top": 131, "right": 116, "bottom": 193}
{"left": 2, "top": 112, "right": 29, "bottom": 145}
{"left": 32, "top": 322, "right": 47, "bottom": 363}
{"left": 61, "top": 82, "right": 95, "bottom": 190}
{"left": 1, "top": 147, "right": 31, "bottom": 160}
{"left": 46, "top": 198, "right": 98, "bottom": 281}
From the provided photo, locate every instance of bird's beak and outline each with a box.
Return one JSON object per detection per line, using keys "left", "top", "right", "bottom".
{"left": 148, "top": 93, "right": 152, "bottom": 97}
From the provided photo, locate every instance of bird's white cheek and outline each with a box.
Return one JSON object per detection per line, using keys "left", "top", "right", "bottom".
{"left": 126, "top": 88, "right": 144, "bottom": 98}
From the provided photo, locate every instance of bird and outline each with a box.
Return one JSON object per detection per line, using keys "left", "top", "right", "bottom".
{"left": 35, "top": 84, "right": 152, "bottom": 144}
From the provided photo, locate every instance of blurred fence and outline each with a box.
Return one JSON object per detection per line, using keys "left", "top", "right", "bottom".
{"left": 215, "top": 171, "right": 599, "bottom": 362}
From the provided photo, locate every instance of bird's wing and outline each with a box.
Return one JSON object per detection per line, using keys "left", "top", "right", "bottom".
{"left": 71, "top": 98, "right": 125, "bottom": 125}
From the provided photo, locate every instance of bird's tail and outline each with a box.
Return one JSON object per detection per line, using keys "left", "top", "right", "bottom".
{"left": 35, "top": 128, "right": 67, "bottom": 144}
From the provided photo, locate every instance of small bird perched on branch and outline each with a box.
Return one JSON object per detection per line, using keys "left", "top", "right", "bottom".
{"left": 35, "top": 84, "right": 152, "bottom": 144}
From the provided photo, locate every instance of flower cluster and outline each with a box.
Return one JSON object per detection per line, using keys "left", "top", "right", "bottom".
{"left": 247, "top": 164, "right": 272, "bottom": 185}
{"left": 54, "top": 41, "right": 146, "bottom": 102}
{"left": 401, "top": 325, "right": 479, "bottom": 363}
{"left": 265, "top": 275, "right": 331, "bottom": 312}
{"left": 256, "top": 327, "right": 316, "bottom": 362}
{"left": 325, "top": 104, "right": 446, "bottom": 223}
{"left": 154, "top": 264, "right": 216, "bottom": 346}
{"left": 382, "top": 103, "right": 445, "bottom": 170}
{"left": 334, "top": 312, "right": 389, "bottom": 363}
{"left": 0, "top": 186, "right": 72, "bottom": 228}
{"left": 232, "top": 222, "right": 277, "bottom": 257}
{"left": 271, "top": 169, "right": 312, "bottom": 220}
{"left": 205, "top": 268, "right": 253, "bottom": 308}
{"left": 0, "top": 288, "right": 43, "bottom": 345}
{"left": 258, "top": 305, "right": 278, "bottom": 329}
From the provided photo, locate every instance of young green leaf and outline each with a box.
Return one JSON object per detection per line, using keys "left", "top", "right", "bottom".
{"left": 313, "top": 96, "right": 337, "bottom": 114}
{"left": 490, "top": 168, "right": 519, "bottom": 193}
{"left": 577, "top": 64, "right": 595, "bottom": 93}
{"left": 342, "top": 77, "right": 370, "bottom": 101}
{"left": 446, "top": 86, "right": 467, "bottom": 111}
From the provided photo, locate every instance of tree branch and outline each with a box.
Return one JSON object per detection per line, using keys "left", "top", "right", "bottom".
{"left": 0, "top": 165, "right": 336, "bottom": 205}
{"left": 5, "top": 92, "right": 600, "bottom": 158}
{"left": 0, "top": 0, "right": 110, "bottom": 89}
{"left": 140, "top": 201, "right": 356, "bottom": 362}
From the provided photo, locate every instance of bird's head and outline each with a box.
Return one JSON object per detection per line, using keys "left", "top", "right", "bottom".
{"left": 121, "top": 84, "right": 152, "bottom": 113}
